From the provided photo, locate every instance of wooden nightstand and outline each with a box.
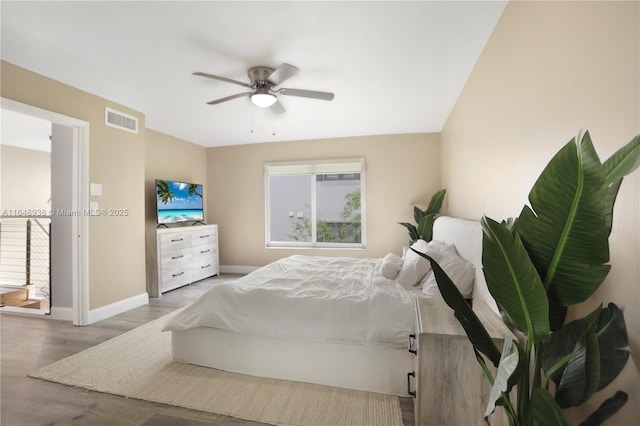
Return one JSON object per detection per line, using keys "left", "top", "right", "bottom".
{"left": 409, "top": 297, "right": 515, "bottom": 426}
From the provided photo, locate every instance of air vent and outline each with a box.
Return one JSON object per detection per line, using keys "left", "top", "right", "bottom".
{"left": 105, "top": 107, "right": 138, "bottom": 134}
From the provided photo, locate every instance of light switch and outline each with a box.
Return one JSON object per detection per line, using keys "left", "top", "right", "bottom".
{"left": 90, "top": 183, "right": 102, "bottom": 196}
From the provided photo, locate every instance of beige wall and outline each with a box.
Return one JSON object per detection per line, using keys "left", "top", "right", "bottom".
{"left": 1, "top": 60, "right": 147, "bottom": 310}
{"left": 442, "top": 1, "right": 639, "bottom": 423}
{"left": 0, "top": 145, "right": 50, "bottom": 211}
{"left": 207, "top": 133, "right": 441, "bottom": 267}
{"left": 144, "top": 129, "right": 208, "bottom": 226}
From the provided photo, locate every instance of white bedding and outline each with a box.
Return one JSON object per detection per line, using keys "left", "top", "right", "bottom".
{"left": 162, "top": 255, "right": 416, "bottom": 348}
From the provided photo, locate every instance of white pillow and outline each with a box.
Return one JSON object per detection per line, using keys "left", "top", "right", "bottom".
{"left": 397, "top": 239, "right": 431, "bottom": 287}
{"left": 380, "top": 253, "right": 403, "bottom": 280}
{"left": 419, "top": 271, "right": 440, "bottom": 298}
{"left": 426, "top": 240, "right": 457, "bottom": 262}
{"left": 421, "top": 251, "right": 475, "bottom": 298}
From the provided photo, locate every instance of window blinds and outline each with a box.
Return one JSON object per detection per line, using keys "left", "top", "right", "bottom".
{"left": 265, "top": 158, "right": 365, "bottom": 176}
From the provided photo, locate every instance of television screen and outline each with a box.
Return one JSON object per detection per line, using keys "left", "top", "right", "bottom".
{"left": 156, "top": 179, "right": 204, "bottom": 224}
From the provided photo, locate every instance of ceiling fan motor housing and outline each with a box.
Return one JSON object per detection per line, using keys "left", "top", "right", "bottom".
{"left": 248, "top": 66, "right": 276, "bottom": 87}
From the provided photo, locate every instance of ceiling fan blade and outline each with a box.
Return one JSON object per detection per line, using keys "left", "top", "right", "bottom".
{"left": 279, "top": 88, "right": 335, "bottom": 101}
{"left": 270, "top": 99, "right": 286, "bottom": 114}
{"left": 194, "top": 72, "right": 253, "bottom": 88}
{"left": 267, "top": 63, "right": 299, "bottom": 86}
{"left": 207, "top": 92, "right": 251, "bottom": 105}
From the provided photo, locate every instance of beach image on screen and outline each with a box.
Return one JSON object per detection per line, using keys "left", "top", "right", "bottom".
{"left": 156, "top": 180, "right": 204, "bottom": 224}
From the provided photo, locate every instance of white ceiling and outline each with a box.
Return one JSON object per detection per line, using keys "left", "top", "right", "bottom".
{"left": 0, "top": 109, "right": 52, "bottom": 152}
{"left": 0, "top": 1, "right": 507, "bottom": 148}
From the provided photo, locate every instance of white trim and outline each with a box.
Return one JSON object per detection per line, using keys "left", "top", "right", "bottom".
{"left": 219, "top": 265, "right": 259, "bottom": 275}
{"left": 78, "top": 125, "right": 90, "bottom": 325}
{"left": 87, "top": 292, "right": 149, "bottom": 325}
{"left": 2, "top": 98, "right": 88, "bottom": 128}
{"left": 1, "top": 98, "right": 90, "bottom": 326}
{"left": 264, "top": 158, "right": 366, "bottom": 249}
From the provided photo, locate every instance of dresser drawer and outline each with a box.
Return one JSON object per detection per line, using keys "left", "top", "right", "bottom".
{"left": 192, "top": 243, "right": 216, "bottom": 260}
{"left": 159, "top": 232, "right": 192, "bottom": 249}
{"left": 192, "top": 257, "right": 218, "bottom": 282}
{"left": 160, "top": 265, "right": 192, "bottom": 292}
{"left": 160, "top": 247, "right": 192, "bottom": 268}
{"left": 191, "top": 228, "right": 217, "bottom": 244}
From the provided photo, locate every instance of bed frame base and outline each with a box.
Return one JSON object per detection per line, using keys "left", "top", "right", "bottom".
{"left": 172, "top": 327, "right": 413, "bottom": 396}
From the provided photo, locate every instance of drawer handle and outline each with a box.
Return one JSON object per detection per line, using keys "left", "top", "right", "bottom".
{"left": 171, "top": 238, "right": 184, "bottom": 242}
{"left": 171, "top": 254, "right": 184, "bottom": 260}
{"left": 200, "top": 234, "right": 210, "bottom": 238}
{"left": 407, "top": 371, "right": 416, "bottom": 398}
{"left": 408, "top": 333, "right": 417, "bottom": 355}
{"left": 201, "top": 264, "right": 211, "bottom": 269}
{"left": 200, "top": 249, "right": 210, "bottom": 254}
{"left": 172, "top": 272, "right": 185, "bottom": 277}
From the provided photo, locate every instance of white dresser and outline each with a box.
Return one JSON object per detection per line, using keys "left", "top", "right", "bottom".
{"left": 146, "top": 224, "right": 219, "bottom": 297}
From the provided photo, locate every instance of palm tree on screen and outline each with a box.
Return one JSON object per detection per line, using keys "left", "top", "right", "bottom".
{"left": 156, "top": 180, "right": 174, "bottom": 205}
{"left": 187, "top": 184, "right": 202, "bottom": 198}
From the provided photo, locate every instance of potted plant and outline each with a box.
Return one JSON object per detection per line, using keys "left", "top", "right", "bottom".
{"left": 399, "top": 188, "right": 446, "bottom": 244}
{"left": 415, "top": 131, "right": 639, "bottom": 425}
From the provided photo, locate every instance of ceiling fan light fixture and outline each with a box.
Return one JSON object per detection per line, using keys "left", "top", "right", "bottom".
{"left": 251, "top": 92, "right": 277, "bottom": 108}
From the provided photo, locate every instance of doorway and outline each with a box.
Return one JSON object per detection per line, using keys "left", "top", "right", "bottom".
{"left": 1, "top": 98, "right": 89, "bottom": 325}
{"left": 0, "top": 109, "right": 52, "bottom": 314}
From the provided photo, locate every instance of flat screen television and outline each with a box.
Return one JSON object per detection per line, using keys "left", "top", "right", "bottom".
{"left": 155, "top": 179, "right": 204, "bottom": 225}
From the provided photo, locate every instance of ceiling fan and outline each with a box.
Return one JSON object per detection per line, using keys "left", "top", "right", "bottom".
{"left": 193, "top": 63, "right": 334, "bottom": 113}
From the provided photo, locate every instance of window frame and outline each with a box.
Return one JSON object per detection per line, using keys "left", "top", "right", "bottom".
{"left": 265, "top": 158, "right": 366, "bottom": 249}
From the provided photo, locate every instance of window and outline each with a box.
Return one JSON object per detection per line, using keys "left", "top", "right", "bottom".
{"left": 266, "top": 159, "right": 365, "bottom": 248}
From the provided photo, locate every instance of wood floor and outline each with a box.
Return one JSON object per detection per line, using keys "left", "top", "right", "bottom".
{"left": 1, "top": 274, "right": 414, "bottom": 426}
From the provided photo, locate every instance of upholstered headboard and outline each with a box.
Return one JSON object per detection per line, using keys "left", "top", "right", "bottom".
{"left": 432, "top": 216, "right": 500, "bottom": 315}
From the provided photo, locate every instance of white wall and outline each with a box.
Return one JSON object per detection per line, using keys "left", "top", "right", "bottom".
{"left": 0, "top": 145, "right": 50, "bottom": 211}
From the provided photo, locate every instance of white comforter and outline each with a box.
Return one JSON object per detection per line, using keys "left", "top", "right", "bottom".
{"left": 162, "top": 255, "right": 416, "bottom": 348}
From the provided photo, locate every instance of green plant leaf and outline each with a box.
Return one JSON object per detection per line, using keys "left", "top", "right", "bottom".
{"left": 531, "top": 387, "right": 571, "bottom": 426}
{"left": 426, "top": 188, "right": 446, "bottom": 215}
{"left": 543, "top": 305, "right": 601, "bottom": 407}
{"left": 579, "top": 391, "right": 628, "bottom": 426}
{"left": 481, "top": 217, "right": 550, "bottom": 342}
{"left": 485, "top": 338, "right": 519, "bottom": 418}
{"left": 413, "top": 205, "right": 425, "bottom": 224}
{"left": 515, "top": 132, "right": 610, "bottom": 306}
{"left": 602, "top": 134, "right": 640, "bottom": 186}
{"left": 413, "top": 250, "right": 502, "bottom": 366}
{"left": 602, "top": 134, "right": 640, "bottom": 233}
{"left": 417, "top": 213, "right": 436, "bottom": 242}
{"left": 595, "top": 303, "right": 629, "bottom": 391}
{"left": 542, "top": 303, "right": 629, "bottom": 407}
{"left": 604, "top": 178, "right": 622, "bottom": 235}
{"left": 398, "top": 222, "right": 419, "bottom": 242}
{"left": 548, "top": 290, "right": 568, "bottom": 332}
{"left": 582, "top": 307, "right": 602, "bottom": 403}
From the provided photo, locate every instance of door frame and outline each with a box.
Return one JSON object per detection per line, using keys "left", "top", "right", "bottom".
{"left": 1, "top": 97, "right": 90, "bottom": 325}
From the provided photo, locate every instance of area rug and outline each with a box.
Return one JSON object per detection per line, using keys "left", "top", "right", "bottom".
{"left": 29, "top": 309, "right": 404, "bottom": 426}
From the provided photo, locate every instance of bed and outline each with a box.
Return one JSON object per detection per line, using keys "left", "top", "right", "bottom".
{"left": 162, "top": 216, "right": 498, "bottom": 396}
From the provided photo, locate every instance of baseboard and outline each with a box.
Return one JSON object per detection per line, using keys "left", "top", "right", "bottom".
{"left": 87, "top": 292, "right": 149, "bottom": 325}
{"left": 220, "top": 265, "right": 260, "bottom": 275}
